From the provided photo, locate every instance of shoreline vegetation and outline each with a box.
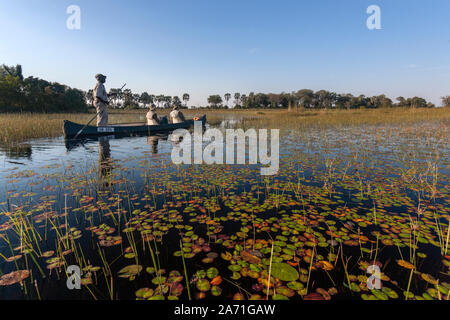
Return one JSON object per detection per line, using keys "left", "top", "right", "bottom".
{"left": 2, "top": 64, "right": 450, "bottom": 112}
{"left": 0, "top": 63, "right": 449, "bottom": 145}
{"left": 0, "top": 107, "right": 449, "bottom": 145}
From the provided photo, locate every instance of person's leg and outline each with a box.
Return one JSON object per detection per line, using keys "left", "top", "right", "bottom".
{"left": 103, "top": 106, "right": 108, "bottom": 125}
{"left": 96, "top": 104, "right": 102, "bottom": 126}
{"left": 97, "top": 103, "right": 108, "bottom": 126}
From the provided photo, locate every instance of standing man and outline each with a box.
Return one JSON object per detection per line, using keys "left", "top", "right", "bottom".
{"left": 94, "top": 74, "right": 109, "bottom": 126}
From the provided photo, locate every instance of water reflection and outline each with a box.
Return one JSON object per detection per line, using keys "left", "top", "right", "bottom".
{"left": 0, "top": 144, "right": 32, "bottom": 160}
{"left": 98, "top": 137, "right": 112, "bottom": 189}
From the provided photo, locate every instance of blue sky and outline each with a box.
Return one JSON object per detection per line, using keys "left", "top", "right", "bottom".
{"left": 0, "top": 0, "right": 449, "bottom": 106}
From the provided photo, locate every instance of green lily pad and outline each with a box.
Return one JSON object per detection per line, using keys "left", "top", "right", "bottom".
{"left": 271, "top": 263, "right": 299, "bottom": 282}
{"left": 196, "top": 279, "right": 210, "bottom": 292}
{"left": 206, "top": 267, "right": 219, "bottom": 279}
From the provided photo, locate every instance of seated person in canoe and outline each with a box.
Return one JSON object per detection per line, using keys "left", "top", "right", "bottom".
{"left": 146, "top": 104, "right": 160, "bottom": 125}
{"left": 169, "top": 105, "right": 185, "bottom": 124}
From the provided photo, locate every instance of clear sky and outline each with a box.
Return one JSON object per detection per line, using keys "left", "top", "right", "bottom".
{"left": 0, "top": 0, "right": 449, "bottom": 106}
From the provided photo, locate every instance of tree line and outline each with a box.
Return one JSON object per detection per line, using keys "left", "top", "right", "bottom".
{"left": 86, "top": 89, "right": 190, "bottom": 110}
{"left": 0, "top": 64, "right": 87, "bottom": 112}
{"left": 1, "top": 64, "right": 449, "bottom": 113}
{"left": 207, "top": 90, "right": 442, "bottom": 110}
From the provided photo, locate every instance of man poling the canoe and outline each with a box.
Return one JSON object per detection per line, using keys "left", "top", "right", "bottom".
{"left": 94, "top": 73, "right": 109, "bottom": 126}
{"left": 71, "top": 81, "right": 126, "bottom": 139}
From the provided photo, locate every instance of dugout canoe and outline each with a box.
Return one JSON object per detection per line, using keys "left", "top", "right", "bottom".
{"left": 63, "top": 115, "right": 206, "bottom": 138}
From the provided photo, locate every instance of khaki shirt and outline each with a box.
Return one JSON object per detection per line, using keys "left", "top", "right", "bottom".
{"left": 94, "top": 82, "right": 108, "bottom": 104}
{"left": 146, "top": 110, "right": 159, "bottom": 125}
{"left": 170, "top": 110, "right": 185, "bottom": 124}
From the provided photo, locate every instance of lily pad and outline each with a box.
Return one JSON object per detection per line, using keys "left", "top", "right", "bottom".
{"left": 271, "top": 262, "right": 299, "bottom": 282}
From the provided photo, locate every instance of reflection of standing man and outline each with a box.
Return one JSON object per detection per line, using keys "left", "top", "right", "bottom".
{"left": 94, "top": 74, "right": 109, "bottom": 126}
{"left": 147, "top": 135, "right": 159, "bottom": 154}
{"left": 99, "top": 137, "right": 112, "bottom": 189}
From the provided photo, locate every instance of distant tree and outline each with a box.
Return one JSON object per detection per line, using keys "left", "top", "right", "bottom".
{"left": 0, "top": 64, "right": 23, "bottom": 81}
{"left": 239, "top": 94, "right": 247, "bottom": 109}
{"left": 172, "top": 96, "right": 182, "bottom": 108}
{"left": 163, "top": 96, "right": 172, "bottom": 108}
{"left": 140, "top": 92, "right": 152, "bottom": 108}
{"left": 207, "top": 95, "right": 223, "bottom": 108}
{"left": 442, "top": 96, "right": 450, "bottom": 107}
{"left": 155, "top": 95, "right": 164, "bottom": 108}
{"left": 182, "top": 93, "right": 190, "bottom": 107}
{"left": 396, "top": 97, "right": 406, "bottom": 108}
{"left": 0, "top": 74, "right": 23, "bottom": 111}
{"left": 296, "top": 89, "right": 314, "bottom": 110}
{"left": 267, "top": 93, "right": 281, "bottom": 108}
{"left": 409, "top": 96, "right": 428, "bottom": 108}
{"left": 86, "top": 89, "right": 94, "bottom": 107}
{"left": 224, "top": 93, "right": 231, "bottom": 108}
{"left": 122, "top": 89, "right": 136, "bottom": 108}
{"left": 0, "top": 64, "right": 87, "bottom": 113}
{"left": 234, "top": 92, "right": 240, "bottom": 107}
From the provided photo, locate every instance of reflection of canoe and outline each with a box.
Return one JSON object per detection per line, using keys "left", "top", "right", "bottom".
{"left": 63, "top": 115, "right": 206, "bottom": 138}
{"left": 64, "top": 132, "right": 170, "bottom": 152}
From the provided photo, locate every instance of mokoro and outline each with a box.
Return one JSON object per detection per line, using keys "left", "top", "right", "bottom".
{"left": 63, "top": 115, "right": 206, "bottom": 138}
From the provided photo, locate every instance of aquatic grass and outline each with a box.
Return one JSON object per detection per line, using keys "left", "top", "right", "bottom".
{"left": 0, "top": 108, "right": 448, "bottom": 300}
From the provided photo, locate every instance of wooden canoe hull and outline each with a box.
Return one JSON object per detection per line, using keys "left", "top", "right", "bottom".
{"left": 63, "top": 115, "right": 206, "bottom": 138}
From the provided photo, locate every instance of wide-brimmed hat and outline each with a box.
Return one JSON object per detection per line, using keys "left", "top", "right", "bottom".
{"left": 149, "top": 104, "right": 156, "bottom": 111}
{"left": 95, "top": 74, "right": 106, "bottom": 80}
{"left": 172, "top": 105, "right": 179, "bottom": 110}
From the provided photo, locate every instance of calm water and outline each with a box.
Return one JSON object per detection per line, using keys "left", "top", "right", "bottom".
{"left": 0, "top": 118, "right": 449, "bottom": 300}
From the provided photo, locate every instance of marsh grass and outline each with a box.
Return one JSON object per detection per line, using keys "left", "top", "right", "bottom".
{"left": 0, "top": 108, "right": 449, "bottom": 145}
{"left": 0, "top": 106, "right": 449, "bottom": 300}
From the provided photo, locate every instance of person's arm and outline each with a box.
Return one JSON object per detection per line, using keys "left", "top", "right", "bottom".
{"left": 179, "top": 111, "right": 186, "bottom": 122}
{"left": 96, "top": 84, "right": 109, "bottom": 104}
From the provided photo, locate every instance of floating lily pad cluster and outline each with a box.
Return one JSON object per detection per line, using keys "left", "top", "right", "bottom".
{"left": 0, "top": 118, "right": 448, "bottom": 300}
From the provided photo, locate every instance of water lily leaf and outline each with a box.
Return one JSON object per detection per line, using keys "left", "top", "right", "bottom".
{"left": 318, "top": 260, "right": 334, "bottom": 271}
{"left": 211, "top": 285, "right": 222, "bottom": 296}
{"left": 0, "top": 270, "right": 30, "bottom": 286}
{"left": 303, "top": 293, "right": 325, "bottom": 300}
{"left": 421, "top": 273, "right": 438, "bottom": 285}
{"left": 118, "top": 265, "right": 142, "bottom": 278}
{"left": 271, "top": 262, "right": 299, "bottom": 282}
{"left": 240, "top": 250, "right": 261, "bottom": 264}
{"left": 206, "top": 267, "right": 219, "bottom": 279}
{"left": 397, "top": 260, "right": 414, "bottom": 270}
{"left": 196, "top": 279, "right": 210, "bottom": 292}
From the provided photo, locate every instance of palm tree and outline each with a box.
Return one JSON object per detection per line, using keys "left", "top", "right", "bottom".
{"left": 240, "top": 94, "right": 247, "bottom": 108}
{"left": 182, "top": 93, "right": 190, "bottom": 107}
{"left": 234, "top": 92, "right": 240, "bottom": 107}
{"left": 224, "top": 93, "right": 231, "bottom": 108}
